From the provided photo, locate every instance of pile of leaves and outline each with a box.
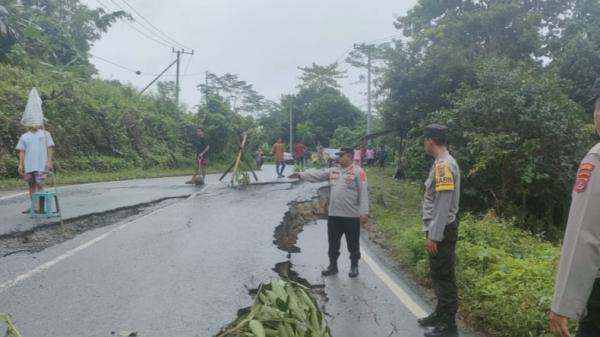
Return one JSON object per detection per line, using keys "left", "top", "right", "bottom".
{"left": 217, "top": 278, "right": 331, "bottom": 337}
{"left": 0, "top": 314, "right": 22, "bottom": 337}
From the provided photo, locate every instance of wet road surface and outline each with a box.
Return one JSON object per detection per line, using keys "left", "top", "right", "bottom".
{"left": 0, "top": 166, "right": 470, "bottom": 337}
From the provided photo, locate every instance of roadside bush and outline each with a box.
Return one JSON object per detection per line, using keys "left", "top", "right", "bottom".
{"left": 369, "top": 170, "right": 561, "bottom": 337}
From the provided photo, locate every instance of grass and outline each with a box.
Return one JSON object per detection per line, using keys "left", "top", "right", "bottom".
{"left": 0, "top": 162, "right": 229, "bottom": 189}
{"left": 367, "top": 168, "right": 562, "bottom": 337}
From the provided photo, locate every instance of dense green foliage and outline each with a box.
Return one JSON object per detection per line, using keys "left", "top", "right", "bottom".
{"left": 255, "top": 63, "right": 364, "bottom": 149}
{"left": 374, "top": 0, "right": 600, "bottom": 231}
{"left": 369, "top": 169, "right": 562, "bottom": 337}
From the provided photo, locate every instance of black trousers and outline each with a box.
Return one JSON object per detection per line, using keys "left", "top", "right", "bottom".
{"left": 577, "top": 278, "right": 600, "bottom": 337}
{"left": 428, "top": 221, "right": 459, "bottom": 322}
{"left": 327, "top": 216, "right": 361, "bottom": 262}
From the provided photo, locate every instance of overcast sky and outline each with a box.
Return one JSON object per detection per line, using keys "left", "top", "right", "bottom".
{"left": 81, "top": 0, "right": 417, "bottom": 111}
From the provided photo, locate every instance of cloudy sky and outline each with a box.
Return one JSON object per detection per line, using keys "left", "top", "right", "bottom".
{"left": 81, "top": 0, "right": 417, "bottom": 110}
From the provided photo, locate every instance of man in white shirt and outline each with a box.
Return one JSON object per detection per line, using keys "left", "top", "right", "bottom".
{"left": 15, "top": 126, "right": 55, "bottom": 213}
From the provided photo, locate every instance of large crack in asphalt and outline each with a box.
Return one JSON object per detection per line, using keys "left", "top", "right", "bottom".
{"left": 0, "top": 196, "right": 188, "bottom": 257}
{"left": 214, "top": 185, "right": 333, "bottom": 337}
{"left": 271, "top": 186, "right": 332, "bottom": 317}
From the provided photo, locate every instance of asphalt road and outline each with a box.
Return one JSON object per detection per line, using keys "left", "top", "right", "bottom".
{"left": 0, "top": 165, "right": 469, "bottom": 337}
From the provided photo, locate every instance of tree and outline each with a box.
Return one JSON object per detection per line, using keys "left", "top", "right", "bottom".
{"left": 297, "top": 62, "right": 347, "bottom": 90}
{"left": 441, "top": 59, "right": 589, "bottom": 231}
{"left": 547, "top": 0, "right": 600, "bottom": 106}
{"left": 1, "top": 0, "right": 128, "bottom": 70}
{"left": 198, "top": 72, "right": 266, "bottom": 115}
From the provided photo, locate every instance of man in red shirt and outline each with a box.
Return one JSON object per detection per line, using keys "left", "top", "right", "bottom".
{"left": 294, "top": 142, "right": 307, "bottom": 171}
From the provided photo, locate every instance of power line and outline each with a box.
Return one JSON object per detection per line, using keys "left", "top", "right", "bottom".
{"left": 89, "top": 53, "right": 159, "bottom": 76}
{"left": 118, "top": 0, "right": 192, "bottom": 50}
{"left": 106, "top": 0, "right": 179, "bottom": 48}
{"left": 107, "top": 0, "right": 184, "bottom": 48}
{"left": 95, "top": 0, "right": 174, "bottom": 48}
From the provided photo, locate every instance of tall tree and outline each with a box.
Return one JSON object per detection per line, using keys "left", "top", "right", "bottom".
{"left": 297, "top": 62, "right": 347, "bottom": 90}
{"left": 198, "top": 72, "right": 266, "bottom": 115}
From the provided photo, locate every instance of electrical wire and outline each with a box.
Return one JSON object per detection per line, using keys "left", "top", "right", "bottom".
{"left": 118, "top": 0, "right": 193, "bottom": 50}
{"left": 89, "top": 53, "right": 159, "bottom": 75}
{"left": 95, "top": 0, "right": 174, "bottom": 48}
{"left": 107, "top": 0, "right": 182, "bottom": 48}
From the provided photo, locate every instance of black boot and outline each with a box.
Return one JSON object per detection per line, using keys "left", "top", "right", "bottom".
{"left": 424, "top": 320, "right": 458, "bottom": 337}
{"left": 417, "top": 311, "right": 440, "bottom": 327}
{"left": 322, "top": 259, "right": 338, "bottom": 276}
{"left": 349, "top": 260, "right": 359, "bottom": 278}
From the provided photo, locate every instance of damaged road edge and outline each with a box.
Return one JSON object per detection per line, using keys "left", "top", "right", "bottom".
{"left": 0, "top": 195, "right": 190, "bottom": 257}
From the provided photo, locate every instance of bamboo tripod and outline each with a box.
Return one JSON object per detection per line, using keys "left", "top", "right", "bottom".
{"left": 219, "top": 130, "right": 259, "bottom": 186}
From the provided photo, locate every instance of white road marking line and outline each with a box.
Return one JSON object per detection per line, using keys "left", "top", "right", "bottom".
{"left": 0, "top": 199, "right": 183, "bottom": 294}
{"left": 0, "top": 192, "right": 28, "bottom": 201}
{"left": 361, "top": 247, "right": 428, "bottom": 318}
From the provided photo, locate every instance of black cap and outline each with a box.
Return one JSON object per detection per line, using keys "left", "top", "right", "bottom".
{"left": 335, "top": 148, "right": 354, "bottom": 156}
{"left": 424, "top": 124, "right": 448, "bottom": 145}
{"left": 585, "top": 78, "right": 600, "bottom": 105}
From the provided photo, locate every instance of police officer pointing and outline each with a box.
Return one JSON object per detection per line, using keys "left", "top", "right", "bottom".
{"left": 549, "top": 80, "right": 600, "bottom": 337}
{"left": 289, "top": 147, "right": 369, "bottom": 278}
{"left": 418, "top": 124, "right": 461, "bottom": 337}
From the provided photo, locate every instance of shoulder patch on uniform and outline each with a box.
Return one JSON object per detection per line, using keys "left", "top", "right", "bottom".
{"left": 574, "top": 163, "right": 595, "bottom": 193}
{"left": 435, "top": 161, "right": 454, "bottom": 192}
{"left": 359, "top": 170, "right": 366, "bottom": 182}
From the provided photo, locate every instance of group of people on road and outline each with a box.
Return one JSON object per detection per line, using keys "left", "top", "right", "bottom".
{"left": 13, "top": 79, "right": 600, "bottom": 337}
{"left": 289, "top": 80, "right": 600, "bottom": 337}
{"left": 352, "top": 144, "right": 387, "bottom": 168}
{"left": 290, "top": 123, "right": 460, "bottom": 337}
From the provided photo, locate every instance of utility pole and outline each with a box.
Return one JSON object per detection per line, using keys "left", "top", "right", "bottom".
{"left": 204, "top": 70, "right": 209, "bottom": 104}
{"left": 353, "top": 43, "right": 374, "bottom": 143}
{"left": 172, "top": 48, "right": 194, "bottom": 106}
{"left": 367, "top": 47, "right": 372, "bottom": 141}
{"left": 289, "top": 100, "right": 293, "bottom": 152}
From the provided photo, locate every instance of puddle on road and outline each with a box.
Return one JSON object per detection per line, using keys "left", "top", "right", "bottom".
{"left": 0, "top": 196, "right": 187, "bottom": 257}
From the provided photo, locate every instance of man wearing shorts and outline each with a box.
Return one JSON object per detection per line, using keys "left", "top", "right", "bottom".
{"left": 16, "top": 125, "right": 55, "bottom": 213}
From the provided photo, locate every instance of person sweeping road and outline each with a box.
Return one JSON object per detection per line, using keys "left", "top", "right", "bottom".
{"left": 289, "top": 147, "right": 369, "bottom": 278}
{"left": 187, "top": 127, "right": 210, "bottom": 185}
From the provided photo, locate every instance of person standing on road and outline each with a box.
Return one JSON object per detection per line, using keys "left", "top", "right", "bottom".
{"left": 353, "top": 145, "right": 362, "bottom": 166}
{"left": 418, "top": 124, "right": 461, "bottom": 337}
{"left": 16, "top": 125, "right": 55, "bottom": 213}
{"left": 272, "top": 137, "right": 286, "bottom": 178}
{"left": 549, "top": 80, "right": 600, "bottom": 337}
{"left": 189, "top": 127, "right": 210, "bottom": 185}
{"left": 255, "top": 146, "right": 265, "bottom": 170}
{"left": 289, "top": 148, "right": 369, "bottom": 278}
{"left": 294, "top": 142, "right": 307, "bottom": 171}
{"left": 316, "top": 142, "right": 325, "bottom": 168}
{"left": 365, "top": 147, "right": 375, "bottom": 167}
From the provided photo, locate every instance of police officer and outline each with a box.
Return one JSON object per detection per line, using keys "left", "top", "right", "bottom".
{"left": 289, "top": 147, "right": 369, "bottom": 278}
{"left": 418, "top": 124, "right": 461, "bottom": 337}
{"left": 549, "top": 80, "right": 600, "bottom": 337}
